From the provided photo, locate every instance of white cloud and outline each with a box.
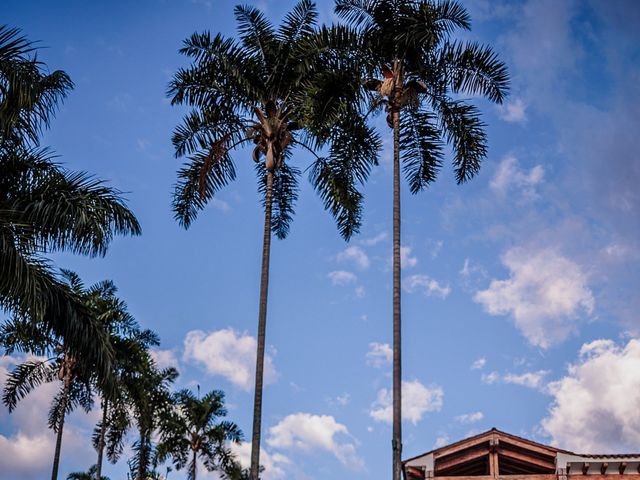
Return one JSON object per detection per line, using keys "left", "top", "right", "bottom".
{"left": 229, "top": 441, "right": 290, "bottom": 480}
{"left": 370, "top": 380, "right": 444, "bottom": 425}
{"left": 503, "top": 370, "right": 550, "bottom": 390}
{"left": 455, "top": 412, "right": 484, "bottom": 424}
{"left": 149, "top": 349, "right": 179, "bottom": 370}
{"left": 267, "top": 413, "right": 363, "bottom": 470}
{"left": 361, "top": 232, "right": 388, "bottom": 246}
{"left": 183, "top": 329, "right": 277, "bottom": 391}
{"left": 0, "top": 356, "right": 98, "bottom": 479}
{"left": 481, "top": 371, "right": 500, "bottom": 384}
{"left": 327, "top": 270, "right": 357, "bottom": 286}
{"left": 327, "top": 393, "right": 351, "bottom": 406}
{"left": 490, "top": 155, "right": 544, "bottom": 200}
{"left": 434, "top": 434, "right": 450, "bottom": 448}
{"left": 337, "top": 246, "right": 370, "bottom": 269}
{"left": 404, "top": 274, "right": 451, "bottom": 299}
{"left": 541, "top": 338, "right": 640, "bottom": 452}
{"left": 474, "top": 248, "right": 594, "bottom": 348}
{"left": 471, "top": 357, "right": 487, "bottom": 370}
{"left": 400, "top": 246, "right": 418, "bottom": 269}
{"left": 497, "top": 97, "right": 527, "bottom": 123}
{"left": 480, "top": 369, "right": 549, "bottom": 391}
{"left": 211, "top": 198, "right": 231, "bottom": 212}
{"left": 366, "top": 342, "right": 393, "bottom": 368}
{"left": 355, "top": 286, "right": 366, "bottom": 298}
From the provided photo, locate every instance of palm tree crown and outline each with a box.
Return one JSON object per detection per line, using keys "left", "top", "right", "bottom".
{"left": 170, "top": 0, "right": 379, "bottom": 239}
{"left": 0, "top": 25, "right": 141, "bottom": 382}
{"left": 156, "top": 388, "right": 243, "bottom": 480}
{"left": 331, "top": 2, "right": 509, "bottom": 480}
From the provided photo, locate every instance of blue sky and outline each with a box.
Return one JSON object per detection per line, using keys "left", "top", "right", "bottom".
{"left": 1, "top": 0, "right": 640, "bottom": 479}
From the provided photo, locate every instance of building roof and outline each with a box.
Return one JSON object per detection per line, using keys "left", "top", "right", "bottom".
{"left": 403, "top": 428, "right": 640, "bottom": 480}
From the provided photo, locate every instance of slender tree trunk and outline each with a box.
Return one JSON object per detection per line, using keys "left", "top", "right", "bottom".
{"left": 250, "top": 169, "right": 274, "bottom": 480}
{"left": 95, "top": 399, "right": 108, "bottom": 480}
{"left": 392, "top": 105, "right": 403, "bottom": 480}
{"left": 137, "top": 428, "right": 149, "bottom": 480}
{"left": 51, "top": 368, "right": 71, "bottom": 480}
{"left": 190, "top": 449, "right": 197, "bottom": 480}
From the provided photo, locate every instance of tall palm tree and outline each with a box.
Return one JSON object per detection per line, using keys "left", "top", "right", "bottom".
{"left": 332, "top": 2, "right": 509, "bottom": 478}
{"left": 125, "top": 358, "right": 178, "bottom": 480}
{"left": 0, "top": 25, "right": 141, "bottom": 381}
{"left": 156, "top": 388, "right": 243, "bottom": 479}
{"left": 84, "top": 281, "right": 160, "bottom": 480}
{"left": 0, "top": 314, "right": 94, "bottom": 480}
{"left": 169, "top": 2, "right": 378, "bottom": 478}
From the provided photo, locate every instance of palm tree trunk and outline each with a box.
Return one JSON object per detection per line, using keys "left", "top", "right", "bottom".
{"left": 250, "top": 169, "right": 274, "bottom": 480}
{"left": 95, "top": 399, "right": 108, "bottom": 480}
{"left": 51, "top": 367, "right": 71, "bottom": 480}
{"left": 190, "top": 449, "right": 197, "bottom": 480}
{"left": 392, "top": 106, "right": 403, "bottom": 480}
{"left": 136, "top": 428, "right": 149, "bottom": 480}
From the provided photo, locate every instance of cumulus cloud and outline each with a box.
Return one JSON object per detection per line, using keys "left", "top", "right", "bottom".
{"left": 471, "top": 357, "right": 487, "bottom": 370}
{"left": 327, "top": 270, "right": 357, "bottom": 286}
{"left": 366, "top": 342, "right": 393, "bottom": 368}
{"left": 404, "top": 274, "right": 451, "bottom": 298}
{"left": 267, "top": 413, "right": 363, "bottom": 470}
{"left": 337, "top": 246, "right": 370, "bottom": 269}
{"left": 541, "top": 338, "right": 640, "bottom": 452}
{"left": 455, "top": 412, "right": 484, "bottom": 424}
{"left": 183, "top": 329, "right": 277, "bottom": 391}
{"left": 490, "top": 155, "right": 544, "bottom": 200}
{"left": 0, "top": 356, "right": 98, "bottom": 479}
{"left": 370, "top": 380, "right": 443, "bottom": 425}
{"left": 229, "top": 441, "right": 290, "bottom": 480}
{"left": 149, "top": 348, "right": 179, "bottom": 370}
{"left": 497, "top": 97, "right": 527, "bottom": 123}
{"left": 474, "top": 248, "right": 594, "bottom": 348}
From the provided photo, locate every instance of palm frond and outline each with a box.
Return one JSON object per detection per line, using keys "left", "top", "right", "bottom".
{"left": 439, "top": 41, "right": 510, "bottom": 103}
{"left": 172, "top": 140, "right": 239, "bottom": 228}
{"left": 438, "top": 100, "right": 487, "bottom": 183}
{"left": 400, "top": 108, "right": 444, "bottom": 193}
{"left": 2, "top": 359, "right": 56, "bottom": 411}
{"left": 234, "top": 4, "right": 276, "bottom": 61}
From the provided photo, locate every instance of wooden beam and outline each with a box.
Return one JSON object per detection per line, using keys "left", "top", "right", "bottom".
{"left": 498, "top": 437, "right": 557, "bottom": 458}
{"left": 434, "top": 436, "right": 491, "bottom": 459}
{"left": 583, "top": 463, "right": 590, "bottom": 475}
{"left": 490, "top": 438, "right": 500, "bottom": 479}
{"left": 498, "top": 475, "right": 557, "bottom": 480}
{"left": 435, "top": 447, "right": 490, "bottom": 472}
{"left": 568, "top": 475, "right": 640, "bottom": 480}
{"left": 433, "top": 475, "right": 493, "bottom": 480}
{"left": 601, "top": 463, "right": 609, "bottom": 475}
{"left": 499, "top": 449, "right": 556, "bottom": 471}
{"left": 619, "top": 463, "right": 627, "bottom": 475}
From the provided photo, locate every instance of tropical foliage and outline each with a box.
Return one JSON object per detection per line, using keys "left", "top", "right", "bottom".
{"left": 0, "top": 25, "right": 141, "bottom": 382}
{"left": 168, "top": 1, "right": 379, "bottom": 478}
{"left": 156, "top": 388, "right": 243, "bottom": 479}
{"left": 331, "top": 1, "right": 509, "bottom": 478}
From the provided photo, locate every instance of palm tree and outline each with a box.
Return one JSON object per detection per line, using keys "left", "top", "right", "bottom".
{"left": 125, "top": 357, "right": 178, "bottom": 480}
{"left": 169, "top": 2, "right": 378, "bottom": 478}
{"left": 156, "top": 388, "right": 243, "bottom": 479}
{"left": 332, "top": 2, "right": 509, "bottom": 478}
{"left": 83, "top": 281, "right": 160, "bottom": 480}
{"left": 0, "top": 313, "right": 95, "bottom": 480}
{"left": 0, "top": 25, "right": 141, "bottom": 381}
